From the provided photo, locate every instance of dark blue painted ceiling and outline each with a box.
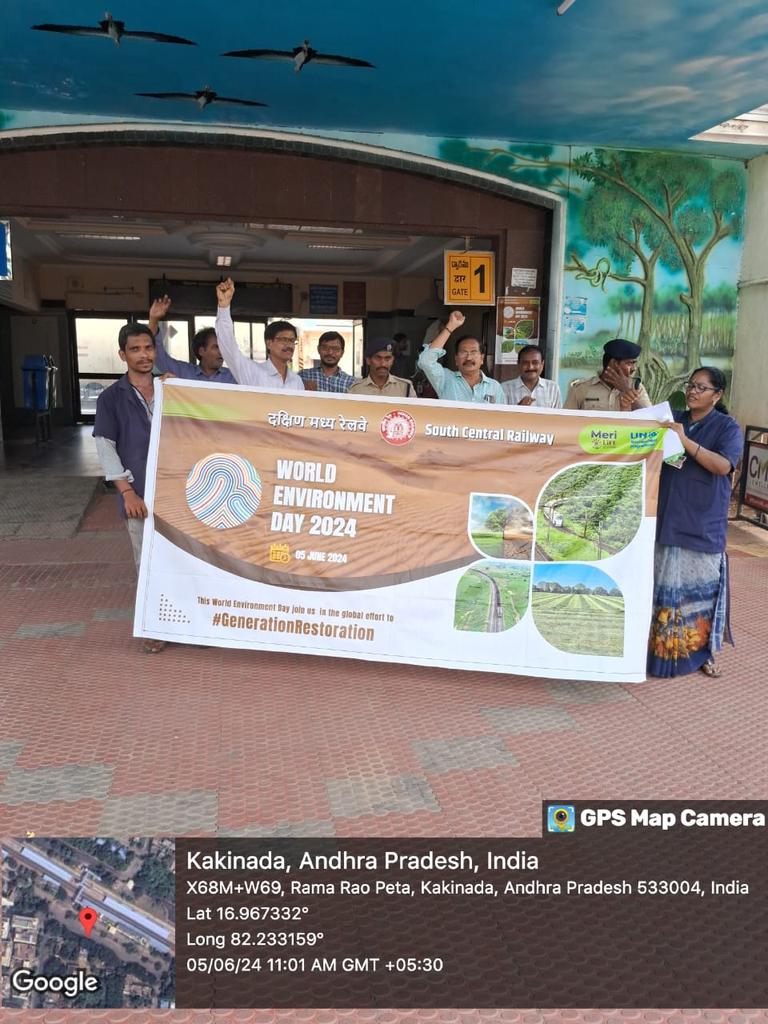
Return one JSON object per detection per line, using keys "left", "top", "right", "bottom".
{"left": 3, "top": 0, "right": 768, "bottom": 150}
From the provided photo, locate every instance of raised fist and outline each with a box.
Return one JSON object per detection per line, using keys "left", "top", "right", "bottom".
{"left": 217, "top": 278, "right": 235, "bottom": 308}
{"left": 446, "top": 310, "right": 466, "bottom": 332}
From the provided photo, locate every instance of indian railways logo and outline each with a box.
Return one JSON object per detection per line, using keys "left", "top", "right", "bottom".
{"left": 186, "top": 453, "right": 262, "bottom": 529}
{"left": 380, "top": 410, "right": 416, "bottom": 446}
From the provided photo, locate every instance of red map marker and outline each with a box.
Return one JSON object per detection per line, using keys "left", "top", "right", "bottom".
{"left": 78, "top": 907, "right": 98, "bottom": 937}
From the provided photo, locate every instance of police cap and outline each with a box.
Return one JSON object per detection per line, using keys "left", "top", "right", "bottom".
{"left": 365, "top": 337, "right": 394, "bottom": 358}
{"left": 603, "top": 338, "right": 641, "bottom": 361}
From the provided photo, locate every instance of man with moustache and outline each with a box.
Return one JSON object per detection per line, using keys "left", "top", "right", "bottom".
{"left": 564, "top": 338, "right": 651, "bottom": 411}
{"left": 417, "top": 310, "right": 505, "bottom": 403}
{"left": 502, "top": 344, "right": 562, "bottom": 407}
{"left": 147, "top": 294, "right": 237, "bottom": 384}
{"left": 214, "top": 278, "right": 304, "bottom": 390}
{"left": 348, "top": 338, "right": 417, "bottom": 398}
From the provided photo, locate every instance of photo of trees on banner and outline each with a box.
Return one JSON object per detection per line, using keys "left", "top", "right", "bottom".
{"left": 135, "top": 381, "right": 679, "bottom": 682}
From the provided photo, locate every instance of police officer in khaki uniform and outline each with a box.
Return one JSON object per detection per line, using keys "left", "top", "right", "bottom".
{"left": 349, "top": 338, "right": 417, "bottom": 398}
{"left": 564, "top": 338, "right": 652, "bottom": 411}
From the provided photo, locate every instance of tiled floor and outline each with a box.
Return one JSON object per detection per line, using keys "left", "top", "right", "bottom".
{"left": 0, "top": 1009, "right": 765, "bottom": 1023}
{"left": 0, "top": 490, "right": 765, "bottom": 837}
{"left": 1, "top": 432, "right": 767, "bottom": 1021}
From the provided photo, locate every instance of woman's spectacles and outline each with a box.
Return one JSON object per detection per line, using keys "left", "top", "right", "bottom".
{"left": 685, "top": 381, "right": 719, "bottom": 393}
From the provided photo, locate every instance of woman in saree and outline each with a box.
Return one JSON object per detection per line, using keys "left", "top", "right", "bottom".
{"left": 648, "top": 367, "right": 742, "bottom": 678}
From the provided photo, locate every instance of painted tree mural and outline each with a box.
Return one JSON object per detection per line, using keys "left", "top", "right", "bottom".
{"left": 570, "top": 150, "right": 744, "bottom": 397}
{"left": 436, "top": 140, "right": 745, "bottom": 403}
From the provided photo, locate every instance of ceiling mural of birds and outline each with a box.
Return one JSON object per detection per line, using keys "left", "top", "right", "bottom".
{"left": 31, "top": 12, "right": 197, "bottom": 47}
{"left": 223, "top": 39, "right": 374, "bottom": 73}
{"left": 135, "top": 87, "right": 268, "bottom": 111}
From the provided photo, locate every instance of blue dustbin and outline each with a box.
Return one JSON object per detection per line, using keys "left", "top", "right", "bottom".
{"left": 22, "top": 355, "right": 50, "bottom": 411}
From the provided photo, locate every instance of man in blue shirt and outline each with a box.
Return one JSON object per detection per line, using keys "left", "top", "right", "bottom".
{"left": 417, "top": 310, "right": 505, "bottom": 404}
{"left": 148, "top": 295, "right": 237, "bottom": 384}
{"left": 299, "top": 330, "right": 355, "bottom": 392}
{"left": 93, "top": 322, "right": 168, "bottom": 653}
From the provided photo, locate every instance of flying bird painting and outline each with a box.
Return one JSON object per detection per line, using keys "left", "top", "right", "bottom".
{"left": 135, "top": 87, "right": 268, "bottom": 110}
{"left": 223, "top": 39, "right": 374, "bottom": 73}
{"left": 32, "top": 12, "right": 196, "bottom": 46}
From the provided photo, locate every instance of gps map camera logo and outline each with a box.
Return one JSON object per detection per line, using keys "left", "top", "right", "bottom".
{"left": 186, "top": 453, "right": 262, "bottom": 529}
{"left": 547, "top": 804, "right": 576, "bottom": 832}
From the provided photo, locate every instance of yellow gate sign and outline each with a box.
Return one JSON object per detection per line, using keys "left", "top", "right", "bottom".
{"left": 444, "top": 250, "right": 495, "bottom": 305}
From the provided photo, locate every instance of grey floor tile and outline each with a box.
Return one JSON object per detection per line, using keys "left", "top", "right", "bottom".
{"left": 15, "top": 622, "right": 86, "bottom": 638}
{"left": 0, "top": 741, "right": 25, "bottom": 772}
{"left": 98, "top": 791, "right": 218, "bottom": 834}
{"left": 0, "top": 764, "right": 113, "bottom": 804}
{"left": 482, "top": 705, "right": 579, "bottom": 734}
{"left": 414, "top": 735, "right": 519, "bottom": 773}
{"left": 223, "top": 820, "right": 336, "bottom": 837}
{"left": 92, "top": 608, "right": 134, "bottom": 621}
{"left": 546, "top": 680, "right": 632, "bottom": 704}
{"left": 327, "top": 773, "right": 439, "bottom": 818}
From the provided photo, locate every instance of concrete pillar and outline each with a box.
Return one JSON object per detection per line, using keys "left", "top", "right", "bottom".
{"left": 733, "top": 154, "right": 768, "bottom": 429}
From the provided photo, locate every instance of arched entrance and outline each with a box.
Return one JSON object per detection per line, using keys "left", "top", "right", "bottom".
{"left": 0, "top": 125, "right": 564, "bottom": 427}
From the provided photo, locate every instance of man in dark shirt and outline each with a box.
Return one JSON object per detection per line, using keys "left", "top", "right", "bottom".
{"left": 148, "top": 295, "right": 237, "bottom": 383}
{"left": 93, "top": 323, "right": 166, "bottom": 653}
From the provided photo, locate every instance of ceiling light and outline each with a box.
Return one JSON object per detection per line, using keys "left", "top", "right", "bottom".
{"left": 216, "top": 255, "right": 233, "bottom": 267}
{"left": 263, "top": 224, "right": 357, "bottom": 234}
{"left": 64, "top": 233, "right": 142, "bottom": 241}
{"left": 300, "top": 226, "right": 357, "bottom": 234}
{"left": 557, "top": 0, "right": 577, "bottom": 13}
{"left": 305, "top": 243, "right": 380, "bottom": 251}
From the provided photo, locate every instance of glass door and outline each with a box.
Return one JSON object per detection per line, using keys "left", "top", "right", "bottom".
{"left": 73, "top": 314, "right": 192, "bottom": 420}
{"left": 193, "top": 315, "right": 268, "bottom": 364}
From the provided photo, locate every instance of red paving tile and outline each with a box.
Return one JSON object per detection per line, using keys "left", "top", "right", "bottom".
{"left": 79, "top": 491, "right": 123, "bottom": 531}
{"left": 0, "top": 798, "right": 105, "bottom": 833}
{"left": 0, "top": 519, "right": 766, "bottom": 844}
{"left": 0, "top": 1011, "right": 766, "bottom": 1023}
{"left": 2, "top": 472, "right": 758, "bottom": 1024}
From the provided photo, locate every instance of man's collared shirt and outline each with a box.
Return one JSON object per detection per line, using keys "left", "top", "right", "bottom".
{"left": 215, "top": 307, "right": 304, "bottom": 390}
{"left": 502, "top": 376, "right": 562, "bottom": 408}
{"left": 417, "top": 347, "right": 505, "bottom": 403}
{"left": 348, "top": 374, "right": 416, "bottom": 398}
{"left": 564, "top": 374, "right": 651, "bottom": 411}
{"left": 299, "top": 365, "right": 356, "bottom": 393}
{"left": 153, "top": 327, "right": 237, "bottom": 384}
{"left": 93, "top": 374, "right": 153, "bottom": 517}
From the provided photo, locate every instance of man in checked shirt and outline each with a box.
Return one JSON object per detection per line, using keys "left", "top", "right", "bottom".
{"left": 299, "top": 331, "right": 356, "bottom": 393}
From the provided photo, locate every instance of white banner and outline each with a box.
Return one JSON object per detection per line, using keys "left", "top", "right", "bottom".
{"left": 135, "top": 380, "right": 680, "bottom": 682}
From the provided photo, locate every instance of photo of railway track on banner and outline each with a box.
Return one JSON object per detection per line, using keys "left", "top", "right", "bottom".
{"left": 135, "top": 381, "right": 682, "bottom": 681}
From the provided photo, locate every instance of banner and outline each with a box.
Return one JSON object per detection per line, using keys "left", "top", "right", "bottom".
{"left": 135, "top": 381, "right": 676, "bottom": 681}
{"left": 743, "top": 439, "right": 768, "bottom": 512}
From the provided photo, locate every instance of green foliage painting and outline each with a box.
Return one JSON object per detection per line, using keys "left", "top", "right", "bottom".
{"left": 437, "top": 140, "right": 745, "bottom": 403}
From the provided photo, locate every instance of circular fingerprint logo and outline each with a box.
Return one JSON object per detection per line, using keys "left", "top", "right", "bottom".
{"left": 186, "top": 453, "right": 262, "bottom": 529}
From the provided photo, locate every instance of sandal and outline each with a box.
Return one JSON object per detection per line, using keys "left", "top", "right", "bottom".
{"left": 142, "top": 638, "right": 167, "bottom": 655}
{"left": 700, "top": 659, "right": 721, "bottom": 678}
